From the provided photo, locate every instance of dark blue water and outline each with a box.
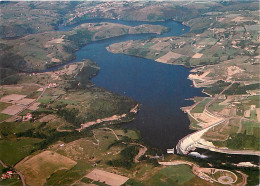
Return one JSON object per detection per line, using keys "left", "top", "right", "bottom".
{"left": 61, "top": 19, "right": 204, "bottom": 151}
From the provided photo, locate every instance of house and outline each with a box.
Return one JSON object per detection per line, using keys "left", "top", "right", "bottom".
{"left": 23, "top": 113, "right": 33, "bottom": 121}
{"left": 6, "top": 171, "right": 13, "bottom": 175}
{"left": 1, "top": 171, "right": 13, "bottom": 180}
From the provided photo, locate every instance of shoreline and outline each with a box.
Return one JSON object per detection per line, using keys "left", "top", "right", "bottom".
{"left": 77, "top": 104, "right": 140, "bottom": 132}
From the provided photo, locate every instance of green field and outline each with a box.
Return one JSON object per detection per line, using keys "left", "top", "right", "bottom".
{"left": 0, "top": 113, "right": 10, "bottom": 122}
{"left": 145, "top": 165, "right": 195, "bottom": 185}
{"left": 0, "top": 178, "right": 22, "bottom": 186}
{"left": 191, "top": 98, "right": 210, "bottom": 113}
{"left": 227, "top": 132, "right": 259, "bottom": 150}
{"left": 114, "top": 129, "right": 140, "bottom": 140}
{"left": 237, "top": 95, "right": 260, "bottom": 116}
{"left": 45, "top": 161, "right": 92, "bottom": 186}
{"left": 247, "top": 96, "right": 260, "bottom": 108}
{"left": 0, "top": 138, "right": 43, "bottom": 166}
{"left": 209, "top": 101, "right": 225, "bottom": 112}
{"left": 38, "top": 95, "right": 58, "bottom": 104}
{"left": 50, "top": 128, "right": 122, "bottom": 163}
{"left": 198, "top": 38, "right": 218, "bottom": 45}
{"left": 0, "top": 121, "right": 40, "bottom": 135}
{"left": 241, "top": 120, "right": 260, "bottom": 136}
{"left": 188, "top": 115, "right": 201, "bottom": 130}
{"left": 0, "top": 102, "right": 12, "bottom": 111}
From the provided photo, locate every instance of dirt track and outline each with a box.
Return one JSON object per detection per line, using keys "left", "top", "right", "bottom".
{"left": 133, "top": 144, "right": 147, "bottom": 163}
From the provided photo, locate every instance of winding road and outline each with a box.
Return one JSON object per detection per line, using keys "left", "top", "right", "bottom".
{"left": 132, "top": 143, "right": 147, "bottom": 163}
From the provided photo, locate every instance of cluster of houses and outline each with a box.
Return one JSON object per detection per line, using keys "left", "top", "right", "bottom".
{"left": 1, "top": 171, "right": 14, "bottom": 180}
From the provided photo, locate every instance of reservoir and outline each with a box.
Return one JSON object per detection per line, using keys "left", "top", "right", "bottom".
{"left": 62, "top": 19, "right": 204, "bottom": 151}
{"left": 59, "top": 19, "right": 259, "bottom": 163}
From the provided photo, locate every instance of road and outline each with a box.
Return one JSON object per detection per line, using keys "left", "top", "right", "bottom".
{"left": 16, "top": 170, "right": 26, "bottom": 186}
{"left": 56, "top": 124, "right": 73, "bottom": 132}
{"left": 0, "top": 160, "right": 8, "bottom": 168}
{"left": 132, "top": 144, "right": 147, "bottom": 163}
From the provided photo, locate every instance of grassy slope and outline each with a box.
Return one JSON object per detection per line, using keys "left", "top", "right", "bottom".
{"left": 0, "top": 138, "right": 43, "bottom": 166}
{"left": 145, "top": 165, "right": 195, "bottom": 185}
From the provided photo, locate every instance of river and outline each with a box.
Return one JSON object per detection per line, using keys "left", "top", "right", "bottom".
{"left": 59, "top": 19, "right": 259, "bottom": 164}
